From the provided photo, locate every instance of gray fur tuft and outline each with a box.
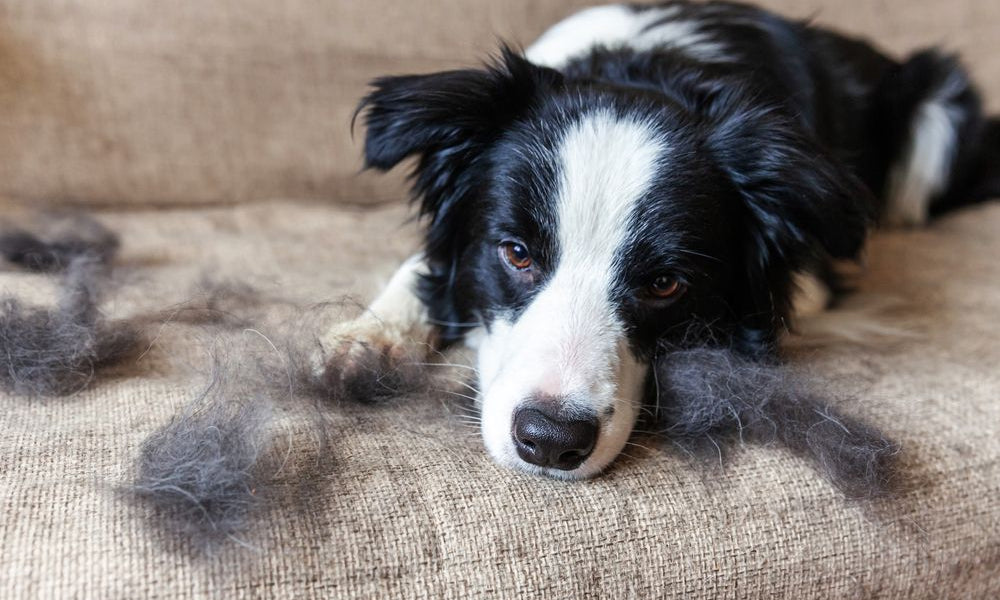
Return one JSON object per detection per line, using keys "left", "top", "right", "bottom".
{"left": 131, "top": 360, "right": 275, "bottom": 554}
{"left": 0, "top": 216, "right": 120, "bottom": 272}
{"left": 130, "top": 313, "right": 437, "bottom": 554}
{"left": 655, "top": 347, "right": 901, "bottom": 498}
{"left": 0, "top": 225, "right": 142, "bottom": 396}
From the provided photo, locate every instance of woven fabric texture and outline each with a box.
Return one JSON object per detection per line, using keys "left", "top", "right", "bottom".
{"left": 1, "top": 200, "right": 998, "bottom": 598}
{"left": 1, "top": 0, "right": 999, "bottom": 597}
{"left": 0, "top": 0, "right": 996, "bottom": 207}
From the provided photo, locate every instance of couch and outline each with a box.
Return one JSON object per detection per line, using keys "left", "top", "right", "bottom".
{"left": 1, "top": 1, "right": 998, "bottom": 597}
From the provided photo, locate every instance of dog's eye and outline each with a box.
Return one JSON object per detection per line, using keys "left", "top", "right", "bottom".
{"left": 499, "top": 241, "right": 532, "bottom": 271}
{"left": 645, "top": 276, "right": 685, "bottom": 300}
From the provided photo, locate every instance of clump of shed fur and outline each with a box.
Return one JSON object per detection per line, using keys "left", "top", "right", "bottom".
{"left": 131, "top": 357, "right": 277, "bottom": 554}
{"left": 0, "top": 251, "right": 142, "bottom": 396}
{"left": 130, "top": 312, "right": 439, "bottom": 554}
{"left": 0, "top": 217, "right": 447, "bottom": 551}
{"left": 654, "top": 346, "right": 901, "bottom": 498}
{"left": 0, "top": 215, "right": 120, "bottom": 272}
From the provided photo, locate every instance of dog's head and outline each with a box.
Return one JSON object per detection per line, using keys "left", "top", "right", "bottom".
{"left": 359, "top": 49, "right": 873, "bottom": 478}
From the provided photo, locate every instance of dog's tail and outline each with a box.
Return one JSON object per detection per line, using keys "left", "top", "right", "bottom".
{"left": 875, "top": 50, "right": 1000, "bottom": 224}
{"left": 938, "top": 116, "right": 1000, "bottom": 211}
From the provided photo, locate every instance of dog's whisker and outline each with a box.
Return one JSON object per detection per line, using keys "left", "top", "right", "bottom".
{"left": 452, "top": 415, "right": 482, "bottom": 422}
{"left": 674, "top": 247, "right": 723, "bottom": 263}
{"left": 637, "top": 406, "right": 661, "bottom": 419}
{"left": 410, "top": 361, "right": 480, "bottom": 374}
{"left": 624, "top": 441, "right": 657, "bottom": 453}
{"left": 447, "top": 422, "right": 483, "bottom": 435}
{"left": 434, "top": 389, "right": 479, "bottom": 403}
{"left": 670, "top": 440, "right": 697, "bottom": 460}
{"left": 448, "top": 413, "right": 481, "bottom": 422}
{"left": 427, "top": 372, "right": 481, "bottom": 392}
{"left": 426, "top": 318, "right": 483, "bottom": 328}
{"left": 651, "top": 361, "right": 662, "bottom": 422}
{"left": 450, "top": 422, "right": 482, "bottom": 431}
{"left": 450, "top": 409, "right": 483, "bottom": 420}
{"left": 447, "top": 379, "right": 481, "bottom": 395}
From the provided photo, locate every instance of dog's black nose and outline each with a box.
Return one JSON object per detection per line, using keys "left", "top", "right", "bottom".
{"left": 512, "top": 407, "right": 598, "bottom": 470}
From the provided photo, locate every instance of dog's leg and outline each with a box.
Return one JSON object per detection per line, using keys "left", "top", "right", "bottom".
{"left": 315, "top": 253, "right": 435, "bottom": 376}
{"left": 789, "top": 270, "right": 832, "bottom": 319}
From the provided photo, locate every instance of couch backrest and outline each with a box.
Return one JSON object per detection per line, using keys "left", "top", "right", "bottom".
{"left": 0, "top": 0, "right": 997, "bottom": 208}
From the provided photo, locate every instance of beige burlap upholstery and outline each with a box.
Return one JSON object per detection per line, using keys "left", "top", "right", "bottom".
{"left": 1, "top": 1, "right": 999, "bottom": 598}
{"left": 2, "top": 201, "right": 999, "bottom": 598}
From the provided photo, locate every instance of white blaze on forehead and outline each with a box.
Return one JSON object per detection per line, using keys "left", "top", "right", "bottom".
{"left": 555, "top": 110, "right": 665, "bottom": 275}
{"left": 531, "top": 109, "right": 663, "bottom": 398}
{"left": 526, "top": 4, "right": 730, "bottom": 69}
{"left": 475, "top": 110, "right": 665, "bottom": 479}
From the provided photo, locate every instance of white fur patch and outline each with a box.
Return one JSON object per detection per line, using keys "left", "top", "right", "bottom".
{"left": 526, "top": 4, "right": 730, "bottom": 69}
{"left": 476, "top": 110, "right": 665, "bottom": 479}
{"left": 885, "top": 71, "right": 966, "bottom": 227}
{"left": 314, "top": 254, "right": 432, "bottom": 374}
{"left": 790, "top": 271, "right": 831, "bottom": 319}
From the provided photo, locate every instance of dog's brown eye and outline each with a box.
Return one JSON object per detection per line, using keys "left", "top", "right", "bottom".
{"left": 500, "top": 241, "right": 532, "bottom": 271}
{"left": 646, "top": 276, "right": 683, "bottom": 300}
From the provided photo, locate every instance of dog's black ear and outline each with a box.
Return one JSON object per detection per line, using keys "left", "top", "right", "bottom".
{"left": 706, "top": 96, "right": 876, "bottom": 355}
{"left": 358, "top": 48, "right": 561, "bottom": 345}
{"left": 358, "top": 47, "right": 561, "bottom": 221}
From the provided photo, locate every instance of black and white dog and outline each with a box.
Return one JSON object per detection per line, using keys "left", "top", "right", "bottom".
{"left": 318, "top": 1, "right": 999, "bottom": 479}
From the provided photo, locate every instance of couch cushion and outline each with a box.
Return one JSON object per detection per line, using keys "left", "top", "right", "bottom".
{"left": 0, "top": 0, "right": 998, "bottom": 207}
{"left": 1, "top": 200, "right": 998, "bottom": 598}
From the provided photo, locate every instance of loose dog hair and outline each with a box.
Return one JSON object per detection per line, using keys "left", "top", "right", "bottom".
{"left": 654, "top": 345, "right": 899, "bottom": 499}
{"left": 0, "top": 218, "right": 142, "bottom": 396}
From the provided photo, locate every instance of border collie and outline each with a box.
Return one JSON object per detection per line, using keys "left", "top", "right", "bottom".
{"left": 318, "top": 1, "right": 999, "bottom": 479}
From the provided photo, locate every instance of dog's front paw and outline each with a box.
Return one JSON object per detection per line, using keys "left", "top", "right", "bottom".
{"left": 311, "top": 317, "right": 430, "bottom": 404}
